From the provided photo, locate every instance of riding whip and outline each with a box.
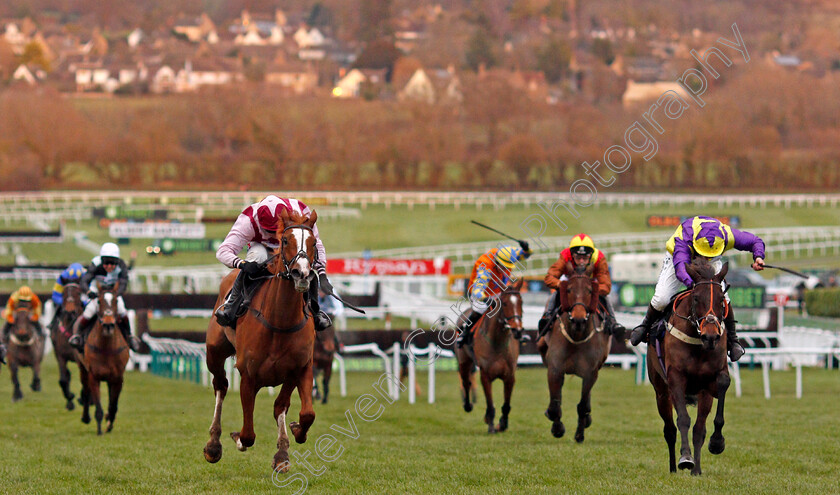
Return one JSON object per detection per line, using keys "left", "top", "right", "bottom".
{"left": 470, "top": 220, "right": 525, "bottom": 243}
{"left": 326, "top": 289, "right": 366, "bottom": 315}
{"left": 763, "top": 264, "right": 810, "bottom": 279}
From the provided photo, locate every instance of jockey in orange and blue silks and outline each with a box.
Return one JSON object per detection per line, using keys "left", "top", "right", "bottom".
{"left": 0, "top": 286, "right": 44, "bottom": 363}
{"left": 630, "top": 216, "right": 766, "bottom": 362}
{"left": 455, "top": 242, "right": 532, "bottom": 347}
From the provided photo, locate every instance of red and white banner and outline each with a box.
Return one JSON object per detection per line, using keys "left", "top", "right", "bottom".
{"left": 327, "top": 258, "right": 451, "bottom": 276}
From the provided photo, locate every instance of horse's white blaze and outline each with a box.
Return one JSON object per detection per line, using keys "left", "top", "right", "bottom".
{"left": 103, "top": 292, "right": 114, "bottom": 305}
{"left": 509, "top": 295, "right": 519, "bottom": 308}
{"left": 292, "top": 228, "right": 311, "bottom": 274}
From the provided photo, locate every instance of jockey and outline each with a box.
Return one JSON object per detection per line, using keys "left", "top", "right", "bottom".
{"left": 0, "top": 286, "right": 43, "bottom": 364}
{"left": 214, "top": 195, "right": 332, "bottom": 331}
{"left": 454, "top": 242, "right": 532, "bottom": 348}
{"left": 48, "top": 262, "right": 86, "bottom": 332}
{"left": 629, "top": 216, "right": 766, "bottom": 361}
{"left": 537, "top": 233, "right": 625, "bottom": 339}
{"left": 69, "top": 242, "right": 141, "bottom": 352}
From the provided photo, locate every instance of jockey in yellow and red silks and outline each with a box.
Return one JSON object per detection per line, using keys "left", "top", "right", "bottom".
{"left": 454, "top": 242, "right": 532, "bottom": 348}
{"left": 629, "top": 216, "right": 766, "bottom": 362}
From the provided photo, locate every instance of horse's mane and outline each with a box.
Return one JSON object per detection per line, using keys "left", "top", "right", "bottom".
{"left": 689, "top": 257, "right": 715, "bottom": 282}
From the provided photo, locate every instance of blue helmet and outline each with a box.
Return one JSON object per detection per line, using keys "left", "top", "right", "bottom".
{"left": 67, "top": 263, "right": 85, "bottom": 279}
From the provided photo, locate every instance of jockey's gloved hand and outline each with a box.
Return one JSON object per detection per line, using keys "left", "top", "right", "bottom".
{"left": 518, "top": 240, "right": 531, "bottom": 256}
{"left": 319, "top": 273, "right": 333, "bottom": 294}
{"left": 87, "top": 291, "right": 97, "bottom": 299}
{"left": 239, "top": 261, "right": 261, "bottom": 277}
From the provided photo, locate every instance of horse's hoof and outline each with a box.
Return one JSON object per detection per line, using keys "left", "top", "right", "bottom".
{"left": 66, "top": 401, "right": 75, "bottom": 411}
{"left": 81, "top": 415, "right": 90, "bottom": 424}
{"left": 12, "top": 393, "right": 22, "bottom": 402}
{"left": 31, "top": 381, "right": 41, "bottom": 392}
{"left": 321, "top": 398, "right": 328, "bottom": 405}
{"left": 204, "top": 442, "right": 223, "bottom": 463}
{"left": 106, "top": 422, "right": 114, "bottom": 433}
{"left": 464, "top": 402, "right": 473, "bottom": 413}
{"left": 583, "top": 414, "right": 592, "bottom": 429}
{"left": 551, "top": 421, "right": 565, "bottom": 438}
{"left": 690, "top": 469, "right": 702, "bottom": 476}
{"left": 230, "top": 432, "right": 249, "bottom": 452}
{"left": 498, "top": 417, "right": 508, "bottom": 432}
{"left": 487, "top": 425, "right": 496, "bottom": 434}
{"left": 273, "top": 451, "right": 290, "bottom": 473}
{"left": 290, "top": 422, "right": 307, "bottom": 444}
{"left": 574, "top": 430, "right": 584, "bottom": 443}
{"left": 678, "top": 455, "right": 695, "bottom": 470}
{"left": 709, "top": 436, "right": 725, "bottom": 455}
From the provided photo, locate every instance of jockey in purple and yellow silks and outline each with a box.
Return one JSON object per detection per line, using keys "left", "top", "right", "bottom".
{"left": 454, "top": 242, "right": 532, "bottom": 348}
{"left": 629, "top": 216, "right": 766, "bottom": 361}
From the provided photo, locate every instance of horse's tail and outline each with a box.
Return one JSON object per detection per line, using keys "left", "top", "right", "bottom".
{"left": 686, "top": 394, "right": 698, "bottom": 406}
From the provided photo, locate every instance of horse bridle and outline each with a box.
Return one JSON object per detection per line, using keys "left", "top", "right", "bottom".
{"left": 673, "top": 281, "right": 728, "bottom": 336}
{"left": 564, "top": 273, "right": 596, "bottom": 321}
{"left": 278, "top": 224, "right": 317, "bottom": 280}
{"left": 499, "top": 290, "right": 523, "bottom": 331}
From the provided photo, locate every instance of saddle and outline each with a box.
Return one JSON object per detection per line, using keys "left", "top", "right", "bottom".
{"left": 651, "top": 290, "right": 691, "bottom": 342}
{"left": 228, "top": 277, "right": 267, "bottom": 330}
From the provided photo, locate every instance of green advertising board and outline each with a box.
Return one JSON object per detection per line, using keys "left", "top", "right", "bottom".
{"left": 617, "top": 283, "right": 766, "bottom": 309}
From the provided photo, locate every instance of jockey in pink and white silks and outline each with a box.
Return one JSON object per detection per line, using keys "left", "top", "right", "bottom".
{"left": 629, "top": 216, "right": 766, "bottom": 362}
{"left": 214, "top": 195, "right": 333, "bottom": 331}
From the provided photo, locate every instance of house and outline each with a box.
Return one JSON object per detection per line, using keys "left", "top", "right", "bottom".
{"left": 150, "top": 65, "right": 177, "bottom": 93}
{"left": 127, "top": 28, "right": 143, "bottom": 49}
{"left": 173, "top": 14, "right": 217, "bottom": 43}
{"left": 75, "top": 62, "right": 110, "bottom": 92}
{"left": 176, "top": 58, "right": 242, "bottom": 92}
{"left": 265, "top": 62, "right": 318, "bottom": 94}
{"left": 622, "top": 80, "right": 690, "bottom": 107}
{"left": 398, "top": 68, "right": 435, "bottom": 103}
{"left": 293, "top": 26, "right": 325, "bottom": 49}
{"left": 333, "top": 68, "right": 367, "bottom": 98}
{"left": 235, "top": 24, "right": 266, "bottom": 46}
{"left": 12, "top": 64, "right": 46, "bottom": 85}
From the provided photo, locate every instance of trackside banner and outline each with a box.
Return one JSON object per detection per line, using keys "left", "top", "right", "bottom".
{"left": 327, "top": 258, "right": 451, "bottom": 276}
{"left": 109, "top": 222, "right": 206, "bottom": 239}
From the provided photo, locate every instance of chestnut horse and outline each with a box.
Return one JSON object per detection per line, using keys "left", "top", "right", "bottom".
{"left": 312, "top": 326, "right": 338, "bottom": 404}
{"left": 539, "top": 263, "right": 610, "bottom": 443}
{"left": 647, "top": 258, "right": 731, "bottom": 475}
{"left": 6, "top": 306, "right": 45, "bottom": 402}
{"left": 52, "top": 283, "right": 83, "bottom": 410}
{"left": 203, "top": 209, "right": 318, "bottom": 473}
{"left": 78, "top": 283, "right": 130, "bottom": 434}
{"left": 454, "top": 279, "right": 523, "bottom": 433}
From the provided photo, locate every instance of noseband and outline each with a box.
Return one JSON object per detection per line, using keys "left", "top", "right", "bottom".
{"left": 673, "top": 281, "right": 728, "bottom": 337}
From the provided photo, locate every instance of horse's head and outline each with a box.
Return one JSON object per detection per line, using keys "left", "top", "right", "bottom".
{"left": 96, "top": 282, "right": 120, "bottom": 337}
{"left": 62, "top": 283, "right": 82, "bottom": 317}
{"left": 560, "top": 261, "right": 599, "bottom": 334}
{"left": 685, "top": 259, "right": 729, "bottom": 351}
{"left": 269, "top": 209, "right": 318, "bottom": 293}
{"left": 498, "top": 279, "right": 524, "bottom": 334}
{"left": 12, "top": 306, "right": 36, "bottom": 345}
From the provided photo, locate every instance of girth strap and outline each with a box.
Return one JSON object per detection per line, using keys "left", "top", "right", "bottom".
{"left": 249, "top": 309, "right": 309, "bottom": 334}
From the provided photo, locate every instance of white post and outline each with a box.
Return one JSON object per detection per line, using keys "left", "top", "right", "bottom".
{"left": 392, "top": 342, "right": 401, "bottom": 401}
{"left": 408, "top": 355, "right": 416, "bottom": 404}
{"left": 762, "top": 360, "right": 771, "bottom": 399}
{"left": 428, "top": 345, "right": 436, "bottom": 404}
{"left": 777, "top": 304, "right": 784, "bottom": 333}
{"left": 729, "top": 362, "right": 742, "bottom": 398}
{"left": 795, "top": 361, "right": 803, "bottom": 399}
{"left": 334, "top": 354, "right": 347, "bottom": 397}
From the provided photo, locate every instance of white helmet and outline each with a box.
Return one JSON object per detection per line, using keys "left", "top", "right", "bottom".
{"left": 100, "top": 242, "right": 121, "bottom": 259}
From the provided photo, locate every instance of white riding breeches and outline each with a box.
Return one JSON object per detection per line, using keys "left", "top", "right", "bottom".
{"left": 650, "top": 254, "right": 729, "bottom": 311}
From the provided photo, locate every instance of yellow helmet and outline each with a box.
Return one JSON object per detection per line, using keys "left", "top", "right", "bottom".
{"left": 495, "top": 246, "right": 519, "bottom": 269}
{"left": 693, "top": 235, "right": 726, "bottom": 258}
{"left": 17, "top": 286, "right": 34, "bottom": 301}
{"left": 692, "top": 219, "right": 727, "bottom": 258}
{"left": 569, "top": 233, "right": 595, "bottom": 256}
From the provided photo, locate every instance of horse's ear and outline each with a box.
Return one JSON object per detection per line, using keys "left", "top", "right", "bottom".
{"left": 513, "top": 278, "right": 524, "bottom": 291}
{"left": 714, "top": 262, "right": 729, "bottom": 283}
{"left": 279, "top": 207, "right": 291, "bottom": 228}
{"left": 686, "top": 264, "right": 699, "bottom": 283}
{"left": 305, "top": 210, "right": 318, "bottom": 228}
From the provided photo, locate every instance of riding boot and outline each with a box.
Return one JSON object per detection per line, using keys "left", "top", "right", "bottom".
{"left": 724, "top": 309, "right": 744, "bottom": 362}
{"left": 69, "top": 316, "right": 89, "bottom": 351}
{"left": 118, "top": 315, "right": 142, "bottom": 352}
{"left": 215, "top": 270, "right": 247, "bottom": 327}
{"left": 537, "top": 292, "right": 558, "bottom": 338}
{"left": 455, "top": 311, "right": 482, "bottom": 348}
{"left": 600, "top": 296, "right": 626, "bottom": 341}
{"left": 308, "top": 275, "right": 332, "bottom": 332}
{"left": 629, "top": 304, "right": 666, "bottom": 346}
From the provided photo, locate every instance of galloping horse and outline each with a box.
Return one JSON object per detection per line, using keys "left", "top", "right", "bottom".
{"left": 539, "top": 263, "right": 610, "bottom": 443}
{"left": 312, "top": 325, "right": 338, "bottom": 404}
{"left": 6, "top": 306, "right": 45, "bottom": 402}
{"left": 78, "top": 283, "right": 130, "bottom": 434}
{"left": 454, "top": 279, "right": 523, "bottom": 433}
{"left": 648, "top": 258, "right": 731, "bottom": 475}
{"left": 204, "top": 209, "right": 318, "bottom": 473}
{"left": 52, "top": 283, "right": 83, "bottom": 410}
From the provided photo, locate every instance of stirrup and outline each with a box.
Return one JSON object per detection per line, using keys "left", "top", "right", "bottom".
{"left": 69, "top": 335, "right": 83, "bottom": 351}
{"left": 728, "top": 342, "right": 745, "bottom": 362}
{"left": 315, "top": 311, "right": 332, "bottom": 332}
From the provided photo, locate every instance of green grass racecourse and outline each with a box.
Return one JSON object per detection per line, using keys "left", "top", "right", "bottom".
{"left": 1, "top": 359, "right": 838, "bottom": 494}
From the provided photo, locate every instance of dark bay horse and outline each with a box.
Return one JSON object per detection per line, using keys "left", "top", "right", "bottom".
{"left": 6, "top": 306, "right": 45, "bottom": 402}
{"left": 204, "top": 209, "right": 318, "bottom": 473}
{"left": 648, "top": 259, "right": 731, "bottom": 475}
{"left": 312, "top": 326, "right": 338, "bottom": 404}
{"left": 454, "top": 279, "right": 523, "bottom": 433}
{"left": 78, "top": 284, "right": 130, "bottom": 434}
{"left": 52, "top": 283, "right": 83, "bottom": 410}
{"left": 539, "top": 263, "right": 611, "bottom": 443}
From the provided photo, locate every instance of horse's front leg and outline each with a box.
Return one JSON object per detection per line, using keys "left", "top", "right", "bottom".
{"left": 231, "top": 373, "right": 258, "bottom": 451}
{"left": 667, "top": 372, "right": 694, "bottom": 471}
{"left": 273, "top": 382, "right": 295, "bottom": 473}
{"left": 291, "top": 363, "right": 316, "bottom": 444}
{"left": 479, "top": 369, "right": 495, "bottom": 434}
{"left": 546, "top": 364, "right": 565, "bottom": 438}
{"left": 203, "top": 334, "right": 232, "bottom": 463}
{"left": 322, "top": 365, "right": 333, "bottom": 404}
{"left": 31, "top": 352, "right": 42, "bottom": 392}
{"left": 105, "top": 378, "right": 123, "bottom": 433}
{"left": 497, "top": 369, "right": 515, "bottom": 432}
{"left": 457, "top": 356, "right": 475, "bottom": 413}
{"left": 691, "top": 392, "right": 713, "bottom": 476}
{"left": 9, "top": 360, "right": 22, "bottom": 402}
{"left": 56, "top": 354, "right": 75, "bottom": 410}
{"left": 79, "top": 366, "right": 91, "bottom": 424}
{"left": 90, "top": 378, "right": 104, "bottom": 435}
{"left": 574, "top": 368, "right": 598, "bottom": 443}
{"left": 709, "top": 371, "right": 730, "bottom": 456}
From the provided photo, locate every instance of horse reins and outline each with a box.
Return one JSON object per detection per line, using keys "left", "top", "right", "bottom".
{"left": 279, "top": 224, "right": 317, "bottom": 280}
{"left": 671, "top": 281, "right": 729, "bottom": 341}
